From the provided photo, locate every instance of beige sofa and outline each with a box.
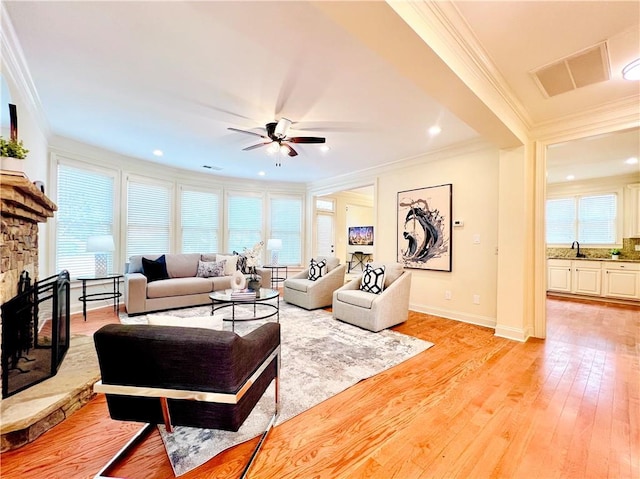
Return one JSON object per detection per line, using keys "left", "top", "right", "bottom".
{"left": 124, "top": 253, "right": 271, "bottom": 315}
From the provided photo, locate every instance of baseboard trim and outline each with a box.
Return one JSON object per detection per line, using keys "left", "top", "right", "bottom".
{"left": 410, "top": 303, "right": 496, "bottom": 330}
{"left": 494, "top": 324, "right": 529, "bottom": 342}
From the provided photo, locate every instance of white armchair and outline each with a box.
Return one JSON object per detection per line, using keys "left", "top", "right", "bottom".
{"left": 332, "top": 262, "right": 411, "bottom": 332}
{"left": 283, "top": 257, "right": 346, "bottom": 310}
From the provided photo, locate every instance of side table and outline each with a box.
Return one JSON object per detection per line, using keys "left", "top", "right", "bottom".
{"left": 77, "top": 274, "right": 123, "bottom": 321}
{"left": 261, "top": 265, "right": 288, "bottom": 289}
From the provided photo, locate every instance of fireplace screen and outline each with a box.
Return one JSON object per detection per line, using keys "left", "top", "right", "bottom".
{"left": 1, "top": 271, "right": 71, "bottom": 398}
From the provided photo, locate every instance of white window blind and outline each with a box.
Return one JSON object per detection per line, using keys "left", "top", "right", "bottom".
{"left": 56, "top": 164, "right": 114, "bottom": 277}
{"left": 546, "top": 198, "right": 576, "bottom": 244}
{"left": 578, "top": 194, "right": 616, "bottom": 244}
{"left": 270, "top": 197, "right": 302, "bottom": 265}
{"left": 546, "top": 193, "right": 617, "bottom": 245}
{"left": 227, "top": 194, "right": 263, "bottom": 255}
{"left": 127, "top": 179, "right": 171, "bottom": 258}
{"left": 181, "top": 189, "right": 219, "bottom": 253}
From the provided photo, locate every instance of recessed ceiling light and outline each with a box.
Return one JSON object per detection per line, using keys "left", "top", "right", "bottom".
{"left": 320, "top": 145, "right": 330, "bottom": 152}
{"left": 625, "top": 156, "right": 638, "bottom": 165}
{"left": 153, "top": 149, "right": 163, "bottom": 157}
{"left": 566, "top": 174, "right": 575, "bottom": 181}
{"left": 428, "top": 125, "right": 442, "bottom": 136}
{"left": 258, "top": 171, "right": 266, "bottom": 176}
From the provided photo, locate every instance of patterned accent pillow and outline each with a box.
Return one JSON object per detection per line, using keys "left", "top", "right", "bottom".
{"left": 360, "top": 263, "right": 386, "bottom": 294}
{"left": 196, "top": 260, "right": 226, "bottom": 278}
{"left": 308, "top": 259, "right": 327, "bottom": 281}
{"left": 233, "top": 251, "right": 248, "bottom": 274}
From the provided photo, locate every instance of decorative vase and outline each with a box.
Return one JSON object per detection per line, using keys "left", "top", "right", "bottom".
{"left": 1, "top": 156, "right": 26, "bottom": 176}
{"left": 611, "top": 254, "right": 620, "bottom": 260}
{"left": 247, "top": 277, "right": 261, "bottom": 293}
{"left": 231, "top": 270, "right": 246, "bottom": 291}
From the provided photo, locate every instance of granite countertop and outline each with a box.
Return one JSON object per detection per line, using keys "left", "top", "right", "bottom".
{"left": 548, "top": 256, "right": 640, "bottom": 263}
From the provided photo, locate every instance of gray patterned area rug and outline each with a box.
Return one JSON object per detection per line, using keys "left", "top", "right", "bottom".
{"left": 120, "top": 302, "right": 433, "bottom": 476}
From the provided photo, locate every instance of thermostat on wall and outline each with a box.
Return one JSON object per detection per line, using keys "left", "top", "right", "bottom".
{"left": 453, "top": 220, "right": 464, "bottom": 227}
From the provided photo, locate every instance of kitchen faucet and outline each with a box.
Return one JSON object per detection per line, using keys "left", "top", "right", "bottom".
{"left": 571, "top": 241, "right": 586, "bottom": 258}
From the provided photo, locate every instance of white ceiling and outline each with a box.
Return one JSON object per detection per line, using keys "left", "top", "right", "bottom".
{"left": 3, "top": 1, "right": 639, "bottom": 184}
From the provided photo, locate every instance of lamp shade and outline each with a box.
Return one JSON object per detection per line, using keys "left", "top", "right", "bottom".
{"left": 86, "top": 235, "right": 115, "bottom": 253}
{"left": 267, "top": 238, "right": 282, "bottom": 251}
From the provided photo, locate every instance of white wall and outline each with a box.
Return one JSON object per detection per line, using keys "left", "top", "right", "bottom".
{"left": 376, "top": 145, "right": 500, "bottom": 328}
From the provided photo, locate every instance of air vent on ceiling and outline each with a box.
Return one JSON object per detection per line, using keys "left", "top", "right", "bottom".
{"left": 202, "top": 165, "right": 223, "bottom": 171}
{"left": 532, "top": 42, "right": 610, "bottom": 98}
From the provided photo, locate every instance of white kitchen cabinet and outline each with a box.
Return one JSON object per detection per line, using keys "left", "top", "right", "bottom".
{"left": 547, "top": 259, "right": 572, "bottom": 293}
{"left": 602, "top": 261, "right": 640, "bottom": 300}
{"left": 572, "top": 261, "right": 602, "bottom": 296}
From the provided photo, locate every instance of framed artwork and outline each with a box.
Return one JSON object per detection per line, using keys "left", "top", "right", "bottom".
{"left": 397, "top": 184, "right": 452, "bottom": 272}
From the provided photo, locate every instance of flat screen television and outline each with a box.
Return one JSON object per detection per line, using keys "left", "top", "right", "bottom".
{"left": 348, "top": 225, "right": 374, "bottom": 246}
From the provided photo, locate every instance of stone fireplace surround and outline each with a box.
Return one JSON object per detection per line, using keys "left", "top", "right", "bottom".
{"left": 0, "top": 172, "right": 99, "bottom": 451}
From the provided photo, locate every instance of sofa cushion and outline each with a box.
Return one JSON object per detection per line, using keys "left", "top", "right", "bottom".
{"left": 308, "top": 259, "right": 326, "bottom": 281}
{"left": 285, "top": 278, "right": 312, "bottom": 293}
{"left": 165, "top": 253, "right": 200, "bottom": 278}
{"left": 146, "top": 277, "right": 213, "bottom": 298}
{"left": 216, "top": 254, "right": 238, "bottom": 275}
{"left": 147, "top": 314, "right": 224, "bottom": 330}
{"left": 369, "top": 262, "right": 403, "bottom": 288}
{"left": 360, "top": 263, "right": 385, "bottom": 294}
{"left": 197, "top": 260, "right": 226, "bottom": 278}
{"left": 336, "top": 289, "right": 376, "bottom": 309}
{"left": 211, "top": 276, "right": 233, "bottom": 291}
{"left": 142, "top": 255, "right": 169, "bottom": 283}
{"left": 129, "top": 254, "right": 161, "bottom": 274}
{"left": 201, "top": 253, "right": 217, "bottom": 262}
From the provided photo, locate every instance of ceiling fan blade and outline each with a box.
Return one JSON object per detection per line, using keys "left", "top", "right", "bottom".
{"left": 228, "top": 127, "right": 268, "bottom": 139}
{"left": 281, "top": 143, "right": 298, "bottom": 157}
{"left": 243, "top": 141, "right": 273, "bottom": 151}
{"left": 287, "top": 136, "right": 326, "bottom": 144}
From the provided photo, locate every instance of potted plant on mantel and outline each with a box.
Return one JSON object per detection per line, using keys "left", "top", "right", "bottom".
{"left": 0, "top": 136, "right": 29, "bottom": 175}
{"left": 610, "top": 248, "right": 621, "bottom": 260}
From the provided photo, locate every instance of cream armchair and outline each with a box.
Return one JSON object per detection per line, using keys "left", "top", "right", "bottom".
{"left": 283, "top": 256, "right": 346, "bottom": 310}
{"left": 332, "top": 262, "right": 411, "bottom": 332}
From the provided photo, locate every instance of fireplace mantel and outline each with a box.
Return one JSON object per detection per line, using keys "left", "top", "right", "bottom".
{"left": 1, "top": 173, "right": 57, "bottom": 223}
{"left": 1, "top": 172, "right": 57, "bottom": 303}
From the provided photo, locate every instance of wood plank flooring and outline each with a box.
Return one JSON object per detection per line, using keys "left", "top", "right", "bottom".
{"left": 1, "top": 297, "right": 638, "bottom": 479}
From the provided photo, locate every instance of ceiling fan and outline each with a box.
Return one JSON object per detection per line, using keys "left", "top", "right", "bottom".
{"left": 228, "top": 118, "right": 326, "bottom": 159}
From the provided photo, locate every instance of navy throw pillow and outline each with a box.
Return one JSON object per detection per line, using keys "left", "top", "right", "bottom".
{"left": 142, "top": 255, "right": 169, "bottom": 282}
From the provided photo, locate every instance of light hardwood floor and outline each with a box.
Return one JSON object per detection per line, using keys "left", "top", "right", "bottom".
{"left": 1, "top": 297, "right": 638, "bottom": 479}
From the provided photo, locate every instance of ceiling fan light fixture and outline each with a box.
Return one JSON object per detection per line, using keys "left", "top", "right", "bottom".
{"left": 274, "top": 118, "right": 292, "bottom": 138}
{"left": 622, "top": 58, "right": 640, "bottom": 80}
{"left": 280, "top": 144, "right": 289, "bottom": 155}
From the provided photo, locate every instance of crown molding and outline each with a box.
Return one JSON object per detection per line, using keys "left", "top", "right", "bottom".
{"left": 0, "top": 3, "right": 50, "bottom": 137}
{"left": 387, "top": 0, "right": 532, "bottom": 140}
{"left": 531, "top": 95, "right": 640, "bottom": 144}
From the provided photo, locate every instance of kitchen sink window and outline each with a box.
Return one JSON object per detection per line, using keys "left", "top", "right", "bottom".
{"left": 547, "top": 192, "right": 618, "bottom": 245}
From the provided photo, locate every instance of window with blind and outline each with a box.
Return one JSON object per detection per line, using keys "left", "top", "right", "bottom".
{"left": 546, "top": 193, "right": 617, "bottom": 245}
{"left": 270, "top": 196, "right": 302, "bottom": 265}
{"left": 56, "top": 164, "right": 115, "bottom": 277}
{"left": 227, "top": 194, "right": 263, "bottom": 255}
{"left": 181, "top": 189, "right": 220, "bottom": 253}
{"left": 127, "top": 179, "right": 172, "bottom": 258}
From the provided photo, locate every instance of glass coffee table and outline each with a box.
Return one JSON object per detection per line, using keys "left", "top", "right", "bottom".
{"left": 209, "top": 288, "right": 280, "bottom": 331}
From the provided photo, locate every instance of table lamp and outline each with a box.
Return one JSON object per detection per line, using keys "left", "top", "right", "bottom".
{"left": 87, "top": 235, "right": 115, "bottom": 276}
{"left": 267, "top": 238, "right": 282, "bottom": 265}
